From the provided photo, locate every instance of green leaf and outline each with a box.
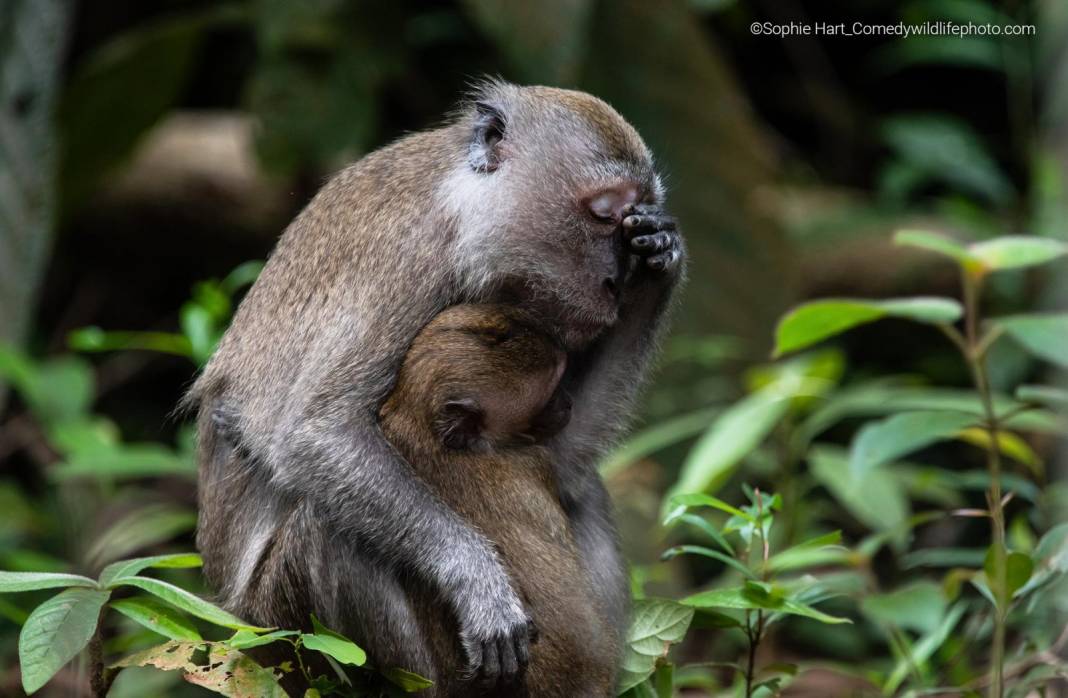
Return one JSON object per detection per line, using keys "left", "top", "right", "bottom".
{"left": 895, "top": 229, "right": 973, "bottom": 264}
{"left": 301, "top": 615, "right": 366, "bottom": 666}
{"left": 995, "top": 313, "right": 1068, "bottom": 368}
{"left": 98, "top": 553, "right": 202, "bottom": 588}
{"left": 884, "top": 603, "right": 966, "bottom": 693}
{"left": 1005, "top": 551, "right": 1034, "bottom": 599}
{"left": 226, "top": 629, "right": 300, "bottom": 650}
{"left": 1016, "top": 385, "right": 1068, "bottom": 410}
{"left": 956, "top": 427, "right": 1041, "bottom": 475}
{"left": 221, "top": 261, "right": 265, "bottom": 295}
{"left": 86, "top": 506, "right": 198, "bottom": 569}
{"left": 19, "top": 587, "right": 111, "bottom": 694}
{"left": 683, "top": 586, "right": 851, "bottom": 624}
{"left": 665, "top": 493, "right": 751, "bottom": 522}
{"left": 848, "top": 410, "right": 976, "bottom": 475}
{"left": 111, "top": 596, "right": 202, "bottom": 641}
{"left": 810, "top": 447, "right": 910, "bottom": 535}
{"left": 111, "top": 576, "right": 267, "bottom": 630}
{"left": 767, "top": 531, "right": 850, "bottom": 573}
{"left": 660, "top": 546, "right": 755, "bottom": 579}
{"left": 0, "top": 349, "right": 95, "bottom": 425}
{"left": 860, "top": 581, "right": 946, "bottom": 634}
{"left": 600, "top": 406, "right": 720, "bottom": 477}
{"left": 67, "top": 328, "right": 193, "bottom": 357}
{"left": 774, "top": 297, "right": 962, "bottom": 357}
{"left": 617, "top": 599, "right": 694, "bottom": 693}
{"left": 666, "top": 385, "right": 793, "bottom": 503}
{"left": 968, "top": 236, "right": 1068, "bottom": 272}
{"left": 381, "top": 666, "right": 435, "bottom": 692}
{"left": 0, "top": 571, "right": 98, "bottom": 593}
{"left": 52, "top": 443, "right": 195, "bottom": 480}
{"left": 180, "top": 302, "right": 221, "bottom": 365}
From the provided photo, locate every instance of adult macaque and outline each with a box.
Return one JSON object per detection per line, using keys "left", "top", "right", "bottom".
{"left": 190, "top": 80, "right": 684, "bottom": 691}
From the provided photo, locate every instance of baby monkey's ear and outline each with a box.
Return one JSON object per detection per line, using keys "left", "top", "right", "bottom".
{"left": 435, "top": 398, "right": 485, "bottom": 451}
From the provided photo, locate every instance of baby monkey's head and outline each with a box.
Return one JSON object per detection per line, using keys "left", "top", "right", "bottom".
{"left": 384, "top": 304, "right": 571, "bottom": 451}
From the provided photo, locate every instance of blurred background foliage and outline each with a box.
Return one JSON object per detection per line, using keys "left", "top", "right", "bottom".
{"left": 1, "top": 0, "right": 1067, "bottom": 695}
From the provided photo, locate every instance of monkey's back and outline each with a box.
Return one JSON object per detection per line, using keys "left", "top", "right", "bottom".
{"left": 384, "top": 432, "right": 619, "bottom": 697}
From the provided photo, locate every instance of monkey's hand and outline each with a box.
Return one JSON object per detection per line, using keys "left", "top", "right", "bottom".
{"left": 621, "top": 203, "right": 683, "bottom": 277}
{"left": 456, "top": 580, "right": 538, "bottom": 684}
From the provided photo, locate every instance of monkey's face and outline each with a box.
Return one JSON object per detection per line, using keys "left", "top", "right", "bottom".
{"left": 448, "top": 84, "right": 664, "bottom": 350}
{"left": 393, "top": 305, "right": 569, "bottom": 451}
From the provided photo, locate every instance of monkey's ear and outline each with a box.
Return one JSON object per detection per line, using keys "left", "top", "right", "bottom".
{"left": 468, "top": 101, "right": 506, "bottom": 173}
{"left": 435, "top": 398, "right": 485, "bottom": 450}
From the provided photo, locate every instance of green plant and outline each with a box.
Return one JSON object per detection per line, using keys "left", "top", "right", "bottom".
{"left": 0, "top": 553, "right": 429, "bottom": 696}
{"left": 773, "top": 231, "right": 1068, "bottom": 696}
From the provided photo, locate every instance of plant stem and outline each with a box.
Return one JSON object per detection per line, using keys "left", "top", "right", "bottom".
{"left": 743, "top": 610, "right": 764, "bottom": 698}
{"left": 961, "top": 271, "right": 1007, "bottom": 698}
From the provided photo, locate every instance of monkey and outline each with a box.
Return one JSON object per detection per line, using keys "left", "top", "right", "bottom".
{"left": 372, "top": 302, "right": 618, "bottom": 696}
{"left": 188, "top": 80, "right": 684, "bottom": 689}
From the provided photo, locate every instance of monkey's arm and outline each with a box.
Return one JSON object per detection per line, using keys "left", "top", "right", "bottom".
{"left": 549, "top": 205, "right": 684, "bottom": 630}
{"left": 261, "top": 400, "right": 535, "bottom": 681}
{"left": 552, "top": 203, "right": 684, "bottom": 468}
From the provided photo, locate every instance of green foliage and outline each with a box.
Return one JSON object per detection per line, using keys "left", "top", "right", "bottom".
{"left": 627, "top": 230, "right": 1068, "bottom": 696}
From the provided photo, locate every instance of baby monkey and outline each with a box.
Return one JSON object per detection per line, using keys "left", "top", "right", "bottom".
{"left": 378, "top": 304, "right": 618, "bottom": 697}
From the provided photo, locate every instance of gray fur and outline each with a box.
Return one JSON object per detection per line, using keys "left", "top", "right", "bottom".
{"left": 189, "top": 81, "right": 684, "bottom": 693}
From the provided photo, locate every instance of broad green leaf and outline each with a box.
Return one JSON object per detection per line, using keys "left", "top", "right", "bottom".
{"left": 111, "top": 596, "right": 202, "bottom": 641}
{"left": 1005, "top": 552, "right": 1034, "bottom": 599}
{"left": 86, "top": 506, "right": 198, "bottom": 569}
{"left": 0, "top": 353, "right": 95, "bottom": 425}
{"left": 767, "top": 531, "right": 849, "bottom": 573}
{"left": 969, "top": 236, "right": 1068, "bottom": 272}
{"left": 99, "top": 553, "right": 202, "bottom": 588}
{"left": 226, "top": 629, "right": 299, "bottom": 650}
{"left": 860, "top": 581, "right": 946, "bottom": 634}
{"left": 848, "top": 410, "right": 976, "bottom": 475}
{"left": 774, "top": 297, "right": 962, "bottom": 357}
{"left": 19, "top": 587, "right": 111, "bottom": 694}
{"left": 884, "top": 603, "right": 966, "bottom": 693}
{"left": 1016, "top": 385, "right": 1068, "bottom": 410}
{"left": 617, "top": 599, "right": 694, "bottom": 693}
{"left": 0, "top": 571, "right": 98, "bottom": 593}
{"left": 666, "top": 384, "right": 793, "bottom": 504}
{"left": 894, "top": 229, "right": 972, "bottom": 263}
{"left": 301, "top": 615, "right": 366, "bottom": 666}
{"left": 810, "top": 447, "right": 910, "bottom": 535}
{"left": 600, "top": 406, "right": 720, "bottom": 477}
{"left": 381, "top": 666, "right": 435, "bottom": 692}
{"left": 956, "top": 427, "right": 1041, "bottom": 475}
{"left": 996, "top": 313, "right": 1068, "bottom": 368}
{"left": 112, "top": 576, "right": 267, "bottom": 630}
{"left": 683, "top": 586, "right": 850, "bottom": 624}
{"left": 52, "top": 443, "right": 195, "bottom": 480}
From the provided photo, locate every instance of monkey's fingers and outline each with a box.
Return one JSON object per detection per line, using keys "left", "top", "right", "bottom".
{"left": 480, "top": 640, "right": 501, "bottom": 682}
{"left": 647, "top": 248, "right": 681, "bottom": 272}
{"left": 622, "top": 213, "right": 677, "bottom": 235}
{"left": 498, "top": 635, "right": 521, "bottom": 679}
{"left": 630, "top": 232, "right": 675, "bottom": 255}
